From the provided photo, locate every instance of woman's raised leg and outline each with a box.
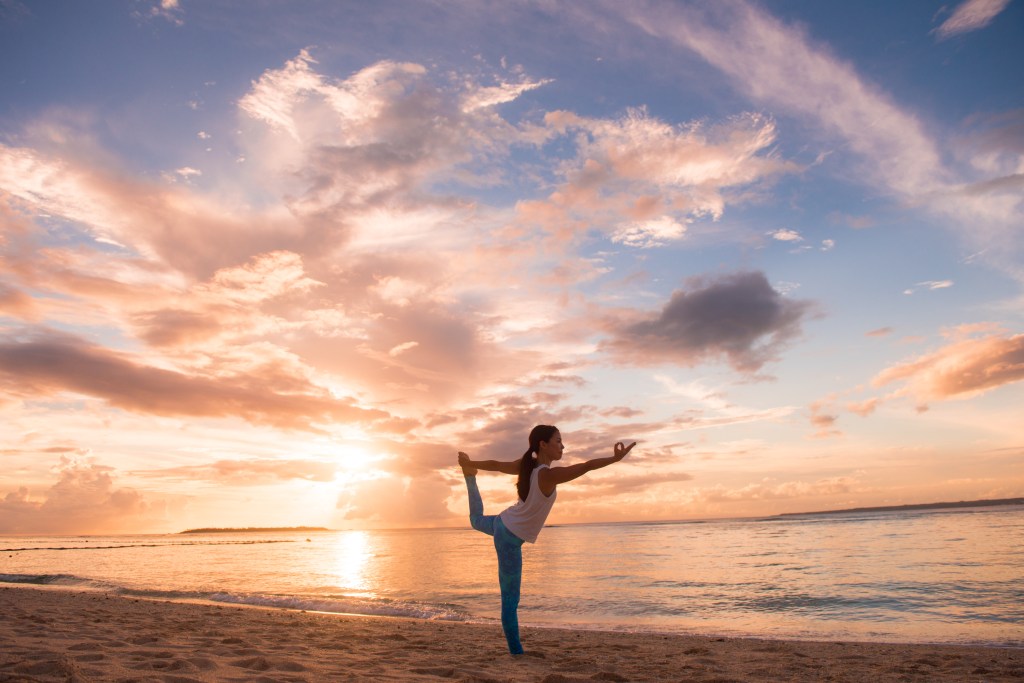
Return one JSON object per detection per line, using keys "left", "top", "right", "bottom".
{"left": 463, "top": 472, "right": 495, "bottom": 536}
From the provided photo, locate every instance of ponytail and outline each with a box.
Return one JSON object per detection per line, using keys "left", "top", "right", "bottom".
{"left": 516, "top": 449, "right": 537, "bottom": 502}
{"left": 516, "top": 424, "right": 559, "bottom": 501}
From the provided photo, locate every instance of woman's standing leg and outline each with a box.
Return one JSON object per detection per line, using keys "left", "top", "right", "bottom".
{"left": 493, "top": 517, "right": 525, "bottom": 654}
{"left": 461, "top": 464, "right": 522, "bottom": 652}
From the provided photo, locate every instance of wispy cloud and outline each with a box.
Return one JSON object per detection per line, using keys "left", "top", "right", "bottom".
{"left": 873, "top": 328, "right": 1024, "bottom": 403}
{"left": 903, "top": 280, "right": 954, "bottom": 295}
{"left": 530, "top": 109, "right": 795, "bottom": 244}
{"left": 618, "top": 1, "right": 944, "bottom": 198}
{"left": 934, "top": 0, "right": 1013, "bottom": 40}
{"left": 615, "top": 0, "right": 1024, "bottom": 284}
{"left": 139, "top": 0, "right": 183, "bottom": 26}
{"left": 808, "top": 397, "right": 841, "bottom": 439}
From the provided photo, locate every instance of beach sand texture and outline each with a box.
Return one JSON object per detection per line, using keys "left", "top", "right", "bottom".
{"left": 1, "top": 587, "right": 1020, "bottom": 682}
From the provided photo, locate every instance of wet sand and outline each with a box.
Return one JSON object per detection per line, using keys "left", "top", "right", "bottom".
{"left": 1, "top": 586, "right": 1020, "bottom": 682}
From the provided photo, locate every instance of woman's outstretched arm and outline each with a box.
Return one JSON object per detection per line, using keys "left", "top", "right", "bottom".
{"left": 539, "top": 441, "right": 635, "bottom": 492}
{"left": 459, "top": 451, "right": 520, "bottom": 475}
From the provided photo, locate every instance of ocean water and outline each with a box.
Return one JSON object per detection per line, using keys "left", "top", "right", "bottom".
{"left": 2, "top": 504, "right": 1021, "bottom": 647}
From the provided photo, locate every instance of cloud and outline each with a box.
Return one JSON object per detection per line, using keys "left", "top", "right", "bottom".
{"left": 808, "top": 397, "right": 841, "bottom": 438}
{"left": 873, "top": 329, "right": 1024, "bottom": 402}
{"left": 903, "top": 280, "right": 954, "bottom": 295}
{"left": 0, "top": 456, "right": 159, "bottom": 534}
{"left": 534, "top": 108, "right": 795, "bottom": 241}
{"left": 0, "top": 142, "right": 306, "bottom": 278}
{"left": 336, "top": 472, "right": 452, "bottom": 524}
{"left": 0, "top": 54, "right": 545, "bottom": 281}
{"left": 866, "top": 327, "right": 893, "bottom": 337}
{"left": 612, "top": 216, "right": 687, "bottom": 248}
{"left": 620, "top": 1, "right": 944, "bottom": 198}
{"left": 769, "top": 228, "right": 803, "bottom": 242}
{"left": 239, "top": 51, "right": 428, "bottom": 143}
{"left": 388, "top": 341, "right": 419, "bottom": 357}
{"left": 0, "top": 280, "right": 37, "bottom": 319}
{"left": 132, "top": 458, "right": 339, "bottom": 485}
{"left": 174, "top": 166, "right": 201, "bottom": 180}
{"left": 460, "top": 76, "right": 553, "bottom": 113}
{"left": 700, "top": 476, "right": 855, "bottom": 503}
{"left": 0, "top": 51, "right": 814, "bottom": 411}
{"left": 602, "top": 271, "right": 817, "bottom": 373}
{"left": 133, "top": 251, "right": 324, "bottom": 347}
{"left": 846, "top": 398, "right": 880, "bottom": 417}
{"left": 0, "top": 329, "right": 388, "bottom": 431}
{"left": 616, "top": 0, "right": 1024, "bottom": 284}
{"left": 141, "top": 0, "right": 183, "bottom": 26}
{"left": 934, "top": 0, "right": 1013, "bottom": 40}
{"left": 570, "top": 470, "right": 694, "bottom": 496}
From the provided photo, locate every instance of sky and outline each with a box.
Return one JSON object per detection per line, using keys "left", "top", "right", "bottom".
{"left": 0, "top": 0, "right": 1022, "bottom": 534}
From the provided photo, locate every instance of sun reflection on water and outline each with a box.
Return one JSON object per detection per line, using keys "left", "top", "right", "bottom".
{"left": 331, "top": 530, "right": 374, "bottom": 597}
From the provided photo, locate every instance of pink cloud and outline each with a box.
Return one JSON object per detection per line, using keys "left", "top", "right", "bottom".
{"left": 808, "top": 398, "right": 841, "bottom": 439}
{"left": 132, "top": 458, "right": 340, "bottom": 485}
{"left": 529, "top": 108, "right": 795, "bottom": 245}
{"left": 336, "top": 472, "right": 452, "bottom": 524}
{"left": 873, "top": 330, "right": 1024, "bottom": 401}
{"left": 701, "top": 476, "right": 855, "bottom": 503}
{"left": 0, "top": 280, "right": 37, "bottom": 320}
{"left": 0, "top": 456, "right": 160, "bottom": 534}
{"left": 846, "top": 398, "right": 881, "bottom": 417}
{"left": 0, "top": 329, "right": 388, "bottom": 431}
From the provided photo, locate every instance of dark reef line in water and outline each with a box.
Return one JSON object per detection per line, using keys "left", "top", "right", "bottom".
{"left": 778, "top": 497, "right": 1024, "bottom": 518}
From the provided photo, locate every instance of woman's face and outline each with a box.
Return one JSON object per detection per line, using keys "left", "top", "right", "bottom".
{"left": 539, "top": 432, "right": 564, "bottom": 461}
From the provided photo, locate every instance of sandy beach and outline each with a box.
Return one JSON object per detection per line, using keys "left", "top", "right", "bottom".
{"left": 0, "top": 586, "right": 1020, "bottom": 682}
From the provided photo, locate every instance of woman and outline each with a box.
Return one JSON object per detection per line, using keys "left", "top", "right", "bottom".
{"left": 457, "top": 425, "right": 635, "bottom": 655}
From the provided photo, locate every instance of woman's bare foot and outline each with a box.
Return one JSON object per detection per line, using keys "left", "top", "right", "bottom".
{"left": 458, "top": 451, "right": 477, "bottom": 477}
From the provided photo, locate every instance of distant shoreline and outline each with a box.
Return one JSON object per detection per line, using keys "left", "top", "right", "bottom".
{"left": 778, "top": 497, "right": 1024, "bottom": 518}
{"left": 177, "top": 526, "right": 330, "bottom": 534}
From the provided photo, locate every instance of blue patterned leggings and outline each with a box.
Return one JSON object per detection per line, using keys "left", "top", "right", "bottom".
{"left": 464, "top": 475, "right": 525, "bottom": 655}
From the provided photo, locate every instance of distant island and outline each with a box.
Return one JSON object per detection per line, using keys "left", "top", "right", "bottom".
{"left": 177, "top": 526, "right": 331, "bottom": 534}
{"left": 779, "top": 497, "right": 1024, "bottom": 518}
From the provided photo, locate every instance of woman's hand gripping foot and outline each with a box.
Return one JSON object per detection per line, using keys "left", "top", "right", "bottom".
{"left": 458, "top": 451, "right": 478, "bottom": 477}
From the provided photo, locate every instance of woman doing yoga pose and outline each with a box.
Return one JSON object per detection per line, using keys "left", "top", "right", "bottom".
{"left": 457, "top": 425, "right": 636, "bottom": 654}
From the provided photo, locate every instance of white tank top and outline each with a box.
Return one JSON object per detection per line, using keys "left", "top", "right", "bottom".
{"left": 499, "top": 464, "right": 557, "bottom": 543}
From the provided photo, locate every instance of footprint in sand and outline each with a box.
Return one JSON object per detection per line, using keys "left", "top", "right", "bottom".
{"left": 410, "top": 666, "right": 457, "bottom": 677}
{"left": 186, "top": 657, "right": 219, "bottom": 671}
{"left": 75, "top": 653, "right": 106, "bottom": 662}
{"left": 589, "top": 672, "right": 628, "bottom": 682}
{"left": 231, "top": 656, "right": 307, "bottom": 673}
{"left": 128, "top": 635, "right": 160, "bottom": 645}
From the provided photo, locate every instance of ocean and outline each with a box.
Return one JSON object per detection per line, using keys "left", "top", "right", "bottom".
{"left": 2, "top": 504, "right": 1021, "bottom": 647}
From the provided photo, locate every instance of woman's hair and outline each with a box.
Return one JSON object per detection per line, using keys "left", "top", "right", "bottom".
{"left": 517, "top": 425, "right": 559, "bottom": 501}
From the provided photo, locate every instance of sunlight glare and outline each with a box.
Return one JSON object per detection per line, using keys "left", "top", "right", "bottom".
{"left": 331, "top": 530, "right": 373, "bottom": 596}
